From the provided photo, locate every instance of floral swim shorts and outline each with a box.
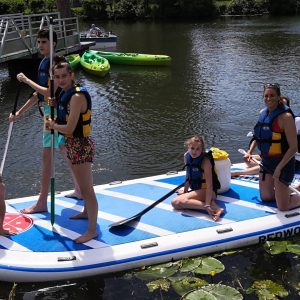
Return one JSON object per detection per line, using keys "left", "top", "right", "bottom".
{"left": 65, "top": 137, "right": 95, "bottom": 165}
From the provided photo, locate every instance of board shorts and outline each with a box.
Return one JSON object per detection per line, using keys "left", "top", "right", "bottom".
{"left": 261, "top": 155, "right": 295, "bottom": 185}
{"left": 65, "top": 136, "right": 95, "bottom": 165}
{"left": 42, "top": 104, "right": 65, "bottom": 148}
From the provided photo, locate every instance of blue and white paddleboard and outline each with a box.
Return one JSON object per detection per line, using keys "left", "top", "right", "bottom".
{"left": 1, "top": 164, "right": 300, "bottom": 282}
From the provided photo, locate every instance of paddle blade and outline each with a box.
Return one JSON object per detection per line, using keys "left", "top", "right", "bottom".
{"left": 109, "top": 215, "right": 141, "bottom": 229}
{"left": 238, "top": 149, "right": 246, "bottom": 155}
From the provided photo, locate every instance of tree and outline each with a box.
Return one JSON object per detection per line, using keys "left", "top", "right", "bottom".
{"left": 56, "top": 0, "right": 72, "bottom": 17}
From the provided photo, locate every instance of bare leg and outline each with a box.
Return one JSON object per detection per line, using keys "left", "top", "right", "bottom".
{"left": 21, "top": 148, "right": 51, "bottom": 214}
{"left": 0, "top": 181, "right": 14, "bottom": 236}
{"left": 60, "top": 145, "right": 82, "bottom": 200}
{"left": 171, "top": 190, "right": 224, "bottom": 221}
{"left": 231, "top": 165, "right": 260, "bottom": 177}
{"left": 70, "top": 162, "right": 98, "bottom": 243}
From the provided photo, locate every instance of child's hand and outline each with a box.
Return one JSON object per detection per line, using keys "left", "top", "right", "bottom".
{"left": 176, "top": 187, "right": 185, "bottom": 195}
{"left": 45, "top": 118, "right": 55, "bottom": 130}
{"left": 16, "top": 73, "right": 28, "bottom": 83}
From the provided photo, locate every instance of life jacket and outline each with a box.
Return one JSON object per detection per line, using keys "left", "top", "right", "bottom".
{"left": 253, "top": 104, "right": 293, "bottom": 156}
{"left": 185, "top": 150, "right": 221, "bottom": 193}
{"left": 57, "top": 85, "right": 92, "bottom": 138}
{"left": 36, "top": 57, "right": 50, "bottom": 103}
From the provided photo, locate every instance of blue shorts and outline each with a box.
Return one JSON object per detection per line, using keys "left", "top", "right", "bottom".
{"left": 261, "top": 156, "right": 295, "bottom": 184}
{"left": 42, "top": 104, "right": 65, "bottom": 148}
{"left": 43, "top": 131, "right": 65, "bottom": 148}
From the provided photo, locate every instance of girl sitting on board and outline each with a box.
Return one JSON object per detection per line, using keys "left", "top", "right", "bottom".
{"left": 171, "top": 135, "right": 224, "bottom": 221}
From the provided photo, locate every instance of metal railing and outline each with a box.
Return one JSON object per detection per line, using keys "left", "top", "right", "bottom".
{"left": 0, "top": 12, "right": 81, "bottom": 63}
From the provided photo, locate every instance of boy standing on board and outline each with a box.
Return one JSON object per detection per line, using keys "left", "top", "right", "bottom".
{"left": 9, "top": 29, "right": 81, "bottom": 214}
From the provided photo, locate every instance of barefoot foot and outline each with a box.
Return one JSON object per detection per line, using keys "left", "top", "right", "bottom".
{"left": 70, "top": 212, "right": 88, "bottom": 219}
{"left": 74, "top": 230, "right": 98, "bottom": 243}
{"left": 20, "top": 204, "right": 48, "bottom": 214}
{"left": 64, "top": 191, "right": 83, "bottom": 200}
{"left": 212, "top": 208, "right": 224, "bottom": 221}
{"left": 0, "top": 228, "right": 16, "bottom": 236}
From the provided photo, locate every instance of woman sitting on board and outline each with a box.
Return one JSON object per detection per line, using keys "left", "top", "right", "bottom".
{"left": 244, "top": 84, "right": 300, "bottom": 210}
{"left": 171, "top": 135, "right": 224, "bottom": 221}
{"left": 46, "top": 60, "right": 98, "bottom": 243}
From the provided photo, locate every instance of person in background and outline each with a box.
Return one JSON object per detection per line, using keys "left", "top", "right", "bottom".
{"left": 171, "top": 135, "right": 224, "bottom": 221}
{"left": 9, "top": 29, "right": 81, "bottom": 214}
{"left": 245, "top": 84, "right": 300, "bottom": 210}
{"left": 89, "top": 24, "right": 102, "bottom": 36}
{"left": 47, "top": 60, "right": 98, "bottom": 243}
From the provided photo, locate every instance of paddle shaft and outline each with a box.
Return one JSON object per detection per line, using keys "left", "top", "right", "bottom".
{"left": 109, "top": 182, "right": 185, "bottom": 228}
{"left": 0, "top": 84, "right": 21, "bottom": 176}
{"left": 49, "top": 17, "right": 55, "bottom": 226}
{"left": 238, "top": 149, "right": 300, "bottom": 195}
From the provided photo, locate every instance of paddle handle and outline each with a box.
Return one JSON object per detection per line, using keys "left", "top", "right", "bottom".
{"left": 0, "top": 84, "right": 22, "bottom": 176}
{"left": 135, "top": 182, "right": 185, "bottom": 217}
{"left": 49, "top": 16, "right": 56, "bottom": 226}
{"left": 238, "top": 149, "right": 300, "bottom": 195}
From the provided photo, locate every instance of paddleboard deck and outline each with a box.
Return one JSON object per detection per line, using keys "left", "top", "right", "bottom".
{"left": 1, "top": 164, "right": 300, "bottom": 282}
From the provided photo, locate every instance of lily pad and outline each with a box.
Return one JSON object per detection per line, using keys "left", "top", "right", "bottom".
{"left": 202, "top": 284, "right": 243, "bottom": 300}
{"left": 246, "top": 279, "right": 288, "bottom": 299}
{"left": 180, "top": 257, "right": 203, "bottom": 273}
{"left": 286, "top": 244, "right": 300, "bottom": 255}
{"left": 193, "top": 257, "right": 225, "bottom": 275}
{"left": 183, "top": 289, "right": 216, "bottom": 300}
{"left": 134, "top": 262, "right": 179, "bottom": 280}
{"left": 183, "top": 284, "right": 242, "bottom": 300}
{"left": 169, "top": 276, "right": 208, "bottom": 296}
{"left": 146, "top": 278, "right": 170, "bottom": 292}
{"left": 264, "top": 241, "right": 289, "bottom": 255}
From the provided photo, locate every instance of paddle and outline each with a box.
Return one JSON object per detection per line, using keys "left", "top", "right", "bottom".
{"left": 109, "top": 182, "right": 185, "bottom": 228}
{"left": 238, "top": 148, "right": 300, "bottom": 195}
{"left": 0, "top": 83, "right": 22, "bottom": 176}
{"left": 49, "top": 17, "right": 55, "bottom": 226}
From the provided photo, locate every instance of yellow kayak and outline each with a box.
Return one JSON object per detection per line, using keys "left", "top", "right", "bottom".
{"left": 80, "top": 50, "right": 110, "bottom": 77}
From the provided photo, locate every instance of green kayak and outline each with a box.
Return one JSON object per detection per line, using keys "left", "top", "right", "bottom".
{"left": 80, "top": 50, "right": 110, "bottom": 77}
{"left": 91, "top": 50, "right": 171, "bottom": 66}
{"left": 65, "top": 54, "right": 81, "bottom": 70}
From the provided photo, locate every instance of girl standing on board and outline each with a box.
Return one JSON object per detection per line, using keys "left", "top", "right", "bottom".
{"left": 47, "top": 61, "right": 98, "bottom": 243}
{"left": 171, "top": 135, "right": 224, "bottom": 221}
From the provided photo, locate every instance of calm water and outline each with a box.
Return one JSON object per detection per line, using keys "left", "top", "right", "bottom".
{"left": 1, "top": 16, "right": 300, "bottom": 299}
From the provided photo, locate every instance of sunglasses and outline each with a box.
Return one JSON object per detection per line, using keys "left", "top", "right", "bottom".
{"left": 264, "top": 83, "right": 281, "bottom": 94}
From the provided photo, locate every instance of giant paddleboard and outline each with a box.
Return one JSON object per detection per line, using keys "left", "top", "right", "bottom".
{"left": 1, "top": 164, "right": 300, "bottom": 282}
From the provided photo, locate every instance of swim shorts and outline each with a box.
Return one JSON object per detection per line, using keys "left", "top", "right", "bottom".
{"left": 43, "top": 104, "right": 65, "bottom": 148}
{"left": 261, "top": 155, "right": 295, "bottom": 185}
{"left": 65, "top": 136, "right": 95, "bottom": 165}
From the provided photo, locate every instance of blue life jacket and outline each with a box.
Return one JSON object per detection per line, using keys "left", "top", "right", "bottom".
{"left": 57, "top": 85, "right": 92, "bottom": 138}
{"left": 185, "top": 151, "right": 220, "bottom": 192}
{"left": 253, "top": 104, "right": 293, "bottom": 156}
{"left": 37, "top": 57, "right": 50, "bottom": 101}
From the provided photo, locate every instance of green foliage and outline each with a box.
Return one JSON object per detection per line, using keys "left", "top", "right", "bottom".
{"left": 0, "top": 0, "right": 24, "bottom": 14}
{"left": 169, "top": 276, "right": 208, "bottom": 296}
{"left": 146, "top": 278, "right": 170, "bottom": 292}
{"left": 183, "top": 284, "right": 243, "bottom": 300}
{"left": 264, "top": 240, "right": 300, "bottom": 255}
{"left": 81, "top": 0, "right": 108, "bottom": 19}
{"left": 71, "top": 7, "right": 85, "bottom": 16}
{"left": 246, "top": 280, "right": 289, "bottom": 299}
{"left": 226, "top": 0, "right": 265, "bottom": 15}
{"left": 269, "top": 0, "right": 298, "bottom": 15}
